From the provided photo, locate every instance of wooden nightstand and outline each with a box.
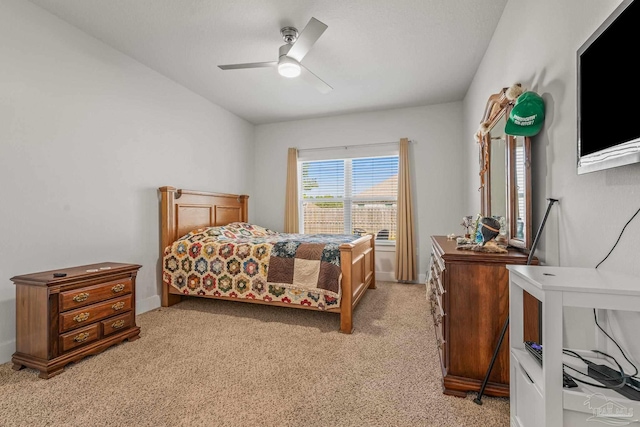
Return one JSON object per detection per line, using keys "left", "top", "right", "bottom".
{"left": 11, "top": 262, "right": 142, "bottom": 379}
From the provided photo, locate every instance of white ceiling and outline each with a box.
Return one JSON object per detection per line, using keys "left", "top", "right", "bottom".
{"left": 28, "top": 0, "right": 508, "bottom": 125}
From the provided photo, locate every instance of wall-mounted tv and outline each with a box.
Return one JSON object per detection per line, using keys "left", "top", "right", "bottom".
{"left": 577, "top": 0, "right": 640, "bottom": 174}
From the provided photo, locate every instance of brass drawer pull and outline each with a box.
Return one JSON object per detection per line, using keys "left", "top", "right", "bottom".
{"left": 72, "top": 292, "right": 89, "bottom": 303}
{"left": 73, "top": 332, "right": 90, "bottom": 343}
{"left": 112, "top": 284, "right": 126, "bottom": 293}
{"left": 112, "top": 301, "right": 125, "bottom": 311}
{"left": 73, "top": 312, "right": 90, "bottom": 323}
{"left": 111, "top": 319, "right": 126, "bottom": 329}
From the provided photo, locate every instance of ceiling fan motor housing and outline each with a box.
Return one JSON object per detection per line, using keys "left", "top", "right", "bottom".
{"left": 280, "top": 27, "right": 298, "bottom": 44}
{"left": 278, "top": 43, "right": 293, "bottom": 58}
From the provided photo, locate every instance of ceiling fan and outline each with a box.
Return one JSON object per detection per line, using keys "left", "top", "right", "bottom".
{"left": 218, "top": 17, "right": 332, "bottom": 94}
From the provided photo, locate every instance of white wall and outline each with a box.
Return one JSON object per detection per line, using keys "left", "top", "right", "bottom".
{"left": 464, "top": 0, "right": 640, "bottom": 358}
{"left": 253, "top": 103, "right": 466, "bottom": 283}
{"left": 0, "top": 0, "right": 254, "bottom": 362}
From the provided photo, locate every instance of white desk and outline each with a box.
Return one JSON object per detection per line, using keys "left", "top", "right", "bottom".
{"left": 508, "top": 265, "right": 640, "bottom": 427}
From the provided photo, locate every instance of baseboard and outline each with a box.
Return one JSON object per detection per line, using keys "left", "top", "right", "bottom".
{"left": 376, "top": 271, "right": 396, "bottom": 282}
{"left": 375, "top": 272, "right": 426, "bottom": 283}
{"left": 0, "top": 339, "right": 15, "bottom": 365}
{"left": 136, "top": 295, "right": 161, "bottom": 315}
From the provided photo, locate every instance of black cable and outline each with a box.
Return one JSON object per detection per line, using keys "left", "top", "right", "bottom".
{"left": 561, "top": 350, "right": 612, "bottom": 388}
{"left": 593, "top": 309, "right": 639, "bottom": 379}
{"left": 595, "top": 206, "right": 640, "bottom": 269}
{"left": 563, "top": 349, "right": 582, "bottom": 359}
{"left": 589, "top": 206, "right": 640, "bottom": 384}
{"left": 563, "top": 364, "right": 618, "bottom": 389}
{"left": 589, "top": 348, "right": 628, "bottom": 386}
{"left": 562, "top": 349, "right": 628, "bottom": 389}
{"left": 591, "top": 323, "right": 639, "bottom": 379}
{"left": 563, "top": 349, "right": 628, "bottom": 384}
{"left": 592, "top": 349, "right": 640, "bottom": 384}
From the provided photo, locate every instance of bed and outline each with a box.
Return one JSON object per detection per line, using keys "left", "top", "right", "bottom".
{"left": 158, "top": 186, "right": 376, "bottom": 333}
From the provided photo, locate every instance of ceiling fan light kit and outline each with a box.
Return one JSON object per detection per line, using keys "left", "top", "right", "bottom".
{"left": 277, "top": 44, "right": 301, "bottom": 78}
{"left": 278, "top": 58, "right": 301, "bottom": 78}
{"left": 218, "top": 17, "right": 332, "bottom": 93}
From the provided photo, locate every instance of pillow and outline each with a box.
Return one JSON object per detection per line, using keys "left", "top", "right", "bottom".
{"left": 225, "top": 222, "right": 279, "bottom": 237}
{"left": 176, "top": 223, "right": 279, "bottom": 245}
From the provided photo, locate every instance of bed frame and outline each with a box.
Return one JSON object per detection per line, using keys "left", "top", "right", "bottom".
{"left": 158, "top": 186, "right": 376, "bottom": 333}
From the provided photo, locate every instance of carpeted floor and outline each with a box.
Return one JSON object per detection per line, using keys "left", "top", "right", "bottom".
{"left": 0, "top": 282, "right": 509, "bottom": 427}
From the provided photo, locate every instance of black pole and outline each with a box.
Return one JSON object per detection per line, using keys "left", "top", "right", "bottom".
{"left": 527, "top": 198, "right": 558, "bottom": 266}
{"left": 473, "top": 197, "right": 558, "bottom": 405}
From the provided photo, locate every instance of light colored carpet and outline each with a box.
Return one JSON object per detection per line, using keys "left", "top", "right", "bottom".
{"left": 0, "top": 282, "right": 509, "bottom": 427}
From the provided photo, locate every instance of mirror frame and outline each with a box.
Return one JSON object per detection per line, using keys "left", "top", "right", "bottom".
{"left": 477, "top": 85, "right": 533, "bottom": 251}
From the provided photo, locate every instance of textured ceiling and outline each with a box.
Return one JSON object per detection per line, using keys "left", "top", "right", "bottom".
{"left": 28, "top": 0, "right": 508, "bottom": 125}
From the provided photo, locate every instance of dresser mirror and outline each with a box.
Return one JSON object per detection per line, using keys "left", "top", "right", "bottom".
{"left": 477, "top": 85, "right": 532, "bottom": 251}
{"left": 488, "top": 114, "right": 507, "bottom": 225}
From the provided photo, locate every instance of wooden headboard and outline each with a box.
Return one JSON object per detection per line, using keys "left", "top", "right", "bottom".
{"left": 159, "top": 186, "right": 249, "bottom": 254}
{"left": 158, "top": 186, "right": 249, "bottom": 306}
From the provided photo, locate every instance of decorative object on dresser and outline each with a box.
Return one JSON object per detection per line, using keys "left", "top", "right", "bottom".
{"left": 11, "top": 262, "right": 141, "bottom": 379}
{"left": 159, "top": 186, "right": 375, "bottom": 334}
{"left": 427, "top": 235, "right": 539, "bottom": 397}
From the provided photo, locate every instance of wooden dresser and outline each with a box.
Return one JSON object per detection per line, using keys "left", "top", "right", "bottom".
{"left": 427, "top": 235, "right": 539, "bottom": 397}
{"left": 11, "top": 262, "right": 141, "bottom": 379}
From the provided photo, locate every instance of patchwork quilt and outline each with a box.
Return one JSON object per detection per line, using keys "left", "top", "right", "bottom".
{"left": 162, "top": 222, "right": 358, "bottom": 310}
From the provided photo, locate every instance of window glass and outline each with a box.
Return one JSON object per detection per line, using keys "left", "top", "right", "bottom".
{"left": 300, "top": 156, "right": 399, "bottom": 240}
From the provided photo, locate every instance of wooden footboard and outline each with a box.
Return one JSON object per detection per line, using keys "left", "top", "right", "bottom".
{"left": 336, "top": 234, "right": 376, "bottom": 334}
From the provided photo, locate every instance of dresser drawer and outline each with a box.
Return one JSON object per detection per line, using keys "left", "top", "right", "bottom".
{"left": 59, "top": 278, "right": 132, "bottom": 311}
{"left": 60, "top": 295, "right": 132, "bottom": 333}
{"left": 101, "top": 312, "right": 133, "bottom": 336}
{"left": 433, "top": 308, "right": 445, "bottom": 359}
{"left": 432, "top": 249, "right": 445, "bottom": 273}
{"left": 430, "top": 268, "right": 445, "bottom": 301}
{"left": 59, "top": 323, "right": 100, "bottom": 353}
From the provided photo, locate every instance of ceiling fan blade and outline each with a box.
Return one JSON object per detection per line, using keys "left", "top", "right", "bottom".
{"left": 286, "top": 17, "right": 328, "bottom": 62}
{"left": 218, "top": 61, "right": 277, "bottom": 70}
{"left": 300, "top": 65, "right": 332, "bottom": 94}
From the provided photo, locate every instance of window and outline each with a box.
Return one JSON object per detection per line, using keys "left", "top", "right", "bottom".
{"left": 300, "top": 155, "right": 399, "bottom": 242}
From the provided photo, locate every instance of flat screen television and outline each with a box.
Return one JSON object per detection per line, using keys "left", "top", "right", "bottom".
{"left": 577, "top": 0, "right": 640, "bottom": 174}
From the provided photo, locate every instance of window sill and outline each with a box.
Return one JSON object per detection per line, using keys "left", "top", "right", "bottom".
{"left": 375, "top": 243, "right": 396, "bottom": 252}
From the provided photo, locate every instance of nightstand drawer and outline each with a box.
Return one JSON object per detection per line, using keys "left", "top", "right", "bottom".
{"left": 59, "top": 323, "right": 100, "bottom": 353}
{"left": 60, "top": 295, "right": 132, "bottom": 333}
{"left": 102, "top": 312, "right": 133, "bottom": 336}
{"left": 59, "top": 278, "right": 132, "bottom": 311}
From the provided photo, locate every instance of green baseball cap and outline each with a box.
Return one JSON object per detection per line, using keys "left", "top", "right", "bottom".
{"left": 504, "top": 91, "right": 545, "bottom": 137}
